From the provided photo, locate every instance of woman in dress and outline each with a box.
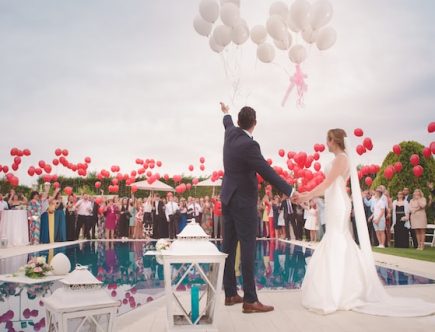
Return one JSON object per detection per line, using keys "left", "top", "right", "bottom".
{"left": 8, "top": 190, "right": 27, "bottom": 209}
{"left": 178, "top": 198, "right": 188, "bottom": 233}
{"left": 104, "top": 199, "right": 118, "bottom": 239}
{"left": 409, "top": 189, "right": 427, "bottom": 250}
{"left": 143, "top": 195, "right": 153, "bottom": 238}
{"left": 133, "top": 201, "right": 144, "bottom": 239}
{"left": 261, "top": 195, "right": 270, "bottom": 238}
{"left": 27, "top": 191, "right": 42, "bottom": 244}
{"left": 54, "top": 191, "right": 66, "bottom": 242}
{"left": 65, "top": 194, "right": 77, "bottom": 241}
{"left": 201, "top": 196, "right": 213, "bottom": 235}
{"left": 118, "top": 198, "right": 131, "bottom": 238}
{"left": 369, "top": 188, "right": 387, "bottom": 248}
{"left": 297, "top": 128, "right": 435, "bottom": 316}
{"left": 129, "top": 196, "right": 136, "bottom": 238}
{"left": 304, "top": 200, "right": 319, "bottom": 242}
{"left": 392, "top": 191, "right": 410, "bottom": 248}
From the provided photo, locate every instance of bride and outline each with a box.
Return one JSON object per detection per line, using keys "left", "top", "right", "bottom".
{"left": 297, "top": 129, "right": 435, "bottom": 317}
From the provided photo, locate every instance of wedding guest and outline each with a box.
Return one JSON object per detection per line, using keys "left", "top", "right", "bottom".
{"left": 65, "top": 194, "right": 77, "bottom": 241}
{"left": 134, "top": 202, "right": 145, "bottom": 239}
{"left": 8, "top": 189, "right": 27, "bottom": 209}
{"left": 261, "top": 195, "right": 271, "bottom": 238}
{"left": 304, "top": 200, "right": 319, "bottom": 242}
{"left": 129, "top": 196, "right": 137, "bottom": 239}
{"left": 54, "top": 191, "right": 66, "bottom": 242}
{"left": 392, "top": 191, "right": 410, "bottom": 248}
{"left": 75, "top": 194, "right": 93, "bottom": 239}
{"left": 90, "top": 196, "right": 100, "bottom": 239}
{"left": 315, "top": 197, "right": 325, "bottom": 238}
{"left": 403, "top": 187, "right": 412, "bottom": 202}
{"left": 104, "top": 198, "right": 118, "bottom": 239}
{"left": 428, "top": 181, "right": 434, "bottom": 220}
{"left": 27, "top": 191, "right": 43, "bottom": 244}
{"left": 153, "top": 194, "right": 167, "bottom": 238}
{"left": 187, "top": 196, "right": 201, "bottom": 224}
{"left": 281, "top": 193, "right": 293, "bottom": 240}
{"left": 257, "top": 197, "right": 264, "bottom": 238}
{"left": 143, "top": 195, "right": 153, "bottom": 238}
{"left": 0, "top": 193, "right": 8, "bottom": 210}
{"left": 212, "top": 196, "right": 223, "bottom": 239}
{"left": 165, "top": 193, "right": 179, "bottom": 239}
{"left": 369, "top": 188, "right": 387, "bottom": 248}
{"left": 272, "top": 195, "right": 282, "bottom": 238}
{"left": 118, "top": 198, "right": 131, "bottom": 239}
{"left": 294, "top": 203, "right": 305, "bottom": 240}
{"left": 383, "top": 189, "right": 393, "bottom": 247}
{"left": 363, "top": 190, "right": 378, "bottom": 246}
{"left": 409, "top": 189, "right": 427, "bottom": 250}
{"left": 201, "top": 196, "right": 213, "bottom": 235}
{"left": 178, "top": 198, "right": 188, "bottom": 233}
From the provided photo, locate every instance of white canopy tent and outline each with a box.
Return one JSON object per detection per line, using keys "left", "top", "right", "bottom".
{"left": 129, "top": 179, "right": 174, "bottom": 192}
{"left": 195, "top": 177, "right": 222, "bottom": 187}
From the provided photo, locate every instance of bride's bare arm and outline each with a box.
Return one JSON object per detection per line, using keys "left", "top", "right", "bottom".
{"left": 299, "top": 154, "right": 348, "bottom": 201}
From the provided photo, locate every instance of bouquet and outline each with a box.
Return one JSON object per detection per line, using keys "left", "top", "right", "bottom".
{"left": 24, "top": 256, "right": 53, "bottom": 279}
{"left": 156, "top": 239, "right": 171, "bottom": 252}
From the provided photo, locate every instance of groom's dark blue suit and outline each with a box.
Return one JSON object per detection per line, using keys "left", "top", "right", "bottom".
{"left": 221, "top": 114, "right": 293, "bottom": 303}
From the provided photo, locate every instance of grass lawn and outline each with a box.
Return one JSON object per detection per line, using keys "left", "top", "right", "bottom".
{"left": 372, "top": 246, "right": 435, "bottom": 263}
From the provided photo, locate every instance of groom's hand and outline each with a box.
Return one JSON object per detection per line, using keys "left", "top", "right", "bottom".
{"left": 220, "top": 102, "right": 229, "bottom": 114}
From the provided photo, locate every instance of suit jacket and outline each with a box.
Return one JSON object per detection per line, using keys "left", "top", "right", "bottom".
{"left": 281, "top": 200, "right": 293, "bottom": 221}
{"left": 152, "top": 201, "right": 165, "bottom": 220}
{"left": 220, "top": 114, "right": 293, "bottom": 207}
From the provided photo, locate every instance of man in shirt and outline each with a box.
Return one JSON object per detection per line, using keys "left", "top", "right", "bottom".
{"left": 0, "top": 193, "right": 9, "bottom": 211}
{"left": 165, "top": 193, "right": 179, "bottom": 239}
{"left": 75, "top": 194, "right": 93, "bottom": 239}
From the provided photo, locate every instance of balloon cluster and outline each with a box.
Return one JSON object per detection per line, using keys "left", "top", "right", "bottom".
{"left": 353, "top": 128, "right": 373, "bottom": 156}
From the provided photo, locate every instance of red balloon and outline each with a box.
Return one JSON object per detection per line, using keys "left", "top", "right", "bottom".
{"left": 14, "top": 157, "right": 22, "bottom": 164}
{"left": 199, "top": 157, "right": 205, "bottom": 163}
{"left": 42, "top": 175, "right": 52, "bottom": 183}
{"left": 313, "top": 162, "right": 321, "bottom": 172}
{"left": 35, "top": 168, "right": 42, "bottom": 175}
{"left": 28, "top": 167, "right": 35, "bottom": 176}
{"left": 356, "top": 145, "right": 366, "bottom": 155}
{"left": 354, "top": 128, "right": 364, "bottom": 137}
{"left": 163, "top": 174, "right": 169, "bottom": 181}
{"left": 112, "top": 185, "right": 119, "bottom": 193}
{"left": 383, "top": 166, "right": 394, "bottom": 180}
{"left": 393, "top": 162, "right": 402, "bottom": 173}
{"left": 44, "top": 164, "right": 52, "bottom": 174}
{"left": 186, "top": 183, "right": 192, "bottom": 190}
{"left": 278, "top": 149, "right": 285, "bottom": 157}
{"left": 313, "top": 152, "right": 320, "bottom": 161}
{"left": 52, "top": 159, "right": 59, "bottom": 166}
{"left": 423, "top": 147, "right": 431, "bottom": 158}
{"left": 10, "top": 148, "right": 18, "bottom": 156}
{"left": 38, "top": 160, "right": 46, "bottom": 168}
{"left": 23, "top": 149, "right": 31, "bottom": 156}
{"left": 431, "top": 142, "right": 435, "bottom": 154}
{"left": 95, "top": 181, "right": 101, "bottom": 189}
{"left": 428, "top": 122, "right": 435, "bottom": 133}
{"left": 200, "top": 164, "right": 205, "bottom": 171}
{"left": 112, "top": 178, "right": 119, "bottom": 185}
{"left": 365, "top": 176, "right": 373, "bottom": 186}
{"left": 136, "top": 158, "right": 143, "bottom": 165}
{"left": 62, "top": 149, "right": 69, "bottom": 156}
{"left": 131, "top": 185, "right": 138, "bottom": 193}
{"left": 12, "top": 163, "right": 19, "bottom": 171}
{"left": 146, "top": 171, "right": 152, "bottom": 177}
{"left": 2, "top": 165, "right": 9, "bottom": 173}
{"left": 64, "top": 187, "right": 73, "bottom": 195}
{"left": 392, "top": 144, "right": 401, "bottom": 155}
{"left": 149, "top": 163, "right": 155, "bottom": 169}
{"left": 84, "top": 157, "right": 91, "bottom": 163}
{"left": 267, "top": 158, "right": 273, "bottom": 165}
{"left": 318, "top": 144, "right": 325, "bottom": 152}
{"left": 156, "top": 161, "right": 162, "bottom": 167}
{"left": 413, "top": 165, "right": 424, "bottom": 177}
{"left": 287, "top": 151, "right": 295, "bottom": 159}
{"left": 363, "top": 137, "right": 373, "bottom": 151}
{"left": 188, "top": 165, "right": 194, "bottom": 171}
{"left": 78, "top": 168, "right": 86, "bottom": 176}
{"left": 53, "top": 182, "right": 60, "bottom": 189}
{"left": 410, "top": 154, "right": 420, "bottom": 166}
{"left": 192, "top": 178, "right": 199, "bottom": 185}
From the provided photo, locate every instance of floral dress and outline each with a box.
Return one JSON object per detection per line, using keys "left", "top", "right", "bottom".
{"left": 27, "top": 200, "right": 42, "bottom": 244}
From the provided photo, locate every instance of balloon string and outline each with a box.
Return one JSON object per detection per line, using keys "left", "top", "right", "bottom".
{"left": 281, "top": 64, "right": 308, "bottom": 108}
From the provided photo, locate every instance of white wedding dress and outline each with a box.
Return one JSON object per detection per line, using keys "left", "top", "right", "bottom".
{"left": 301, "top": 151, "right": 435, "bottom": 317}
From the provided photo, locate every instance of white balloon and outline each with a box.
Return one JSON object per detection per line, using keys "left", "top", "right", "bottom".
{"left": 232, "top": 21, "right": 249, "bottom": 45}
{"left": 213, "top": 24, "right": 232, "bottom": 47}
{"left": 257, "top": 43, "right": 276, "bottom": 63}
{"left": 269, "top": 1, "right": 289, "bottom": 21}
{"left": 50, "top": 253, "right": 71, "bottom": 275}
{"left": 286, "top": 13, "right": 300, "bottom": 32}
{"left": 301, "top": 26, "right": 318, "bottom": 44}
{"left": 250, "top": 25, "right": 267, "bottom": 44}
{"left": 288, "top": 44, "right": 307, "bottom": 64}
{"left": 290, "top": 0, "right": 311, "bottom": 31}
{"left": 199, "top": 0, "right": 220, "bottom": 23}
{"left": 193, "top": 15, "right": 213, "bottom": 37}
{"left": 310, "top": 0, "right": 333, "bottom": 30}
{"left": 209, "top": 35, "right": 225, "bottom": 53}
{"left": 266, "top": 15, "right": 287, "bottom": 41}
{"left": 274, "top": 32, "right": 293, "bottom": 50}
{"left": 220, "top": 3, "right": 240, "bottom": 27}
{"left": 220, "top": 0, "right": 240, "bottom": 7}
{"left": 316, "top": 26, "right": 337, "bottom": 50}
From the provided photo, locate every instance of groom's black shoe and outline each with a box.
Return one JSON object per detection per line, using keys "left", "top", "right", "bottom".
{"left": 242, "top": 301, "right": 274, "bottom": 313}
{"left": 225, "top": 294, "right": 243, "bottom": 306}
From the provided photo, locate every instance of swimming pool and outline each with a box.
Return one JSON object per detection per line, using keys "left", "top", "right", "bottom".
{"left": 0, "top": 240, "right": 433, "bottom": 331}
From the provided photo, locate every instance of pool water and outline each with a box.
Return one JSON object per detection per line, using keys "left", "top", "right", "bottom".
{"left": 0, "top": 240, "right": 433, "bottom": 331}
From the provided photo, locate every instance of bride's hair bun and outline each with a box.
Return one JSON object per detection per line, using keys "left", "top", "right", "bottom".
{"left": 327, "top": 129, "right": 347, "bottom": 150}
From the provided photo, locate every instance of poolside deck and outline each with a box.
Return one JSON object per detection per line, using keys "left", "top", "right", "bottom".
{"left": 1, "top": 239, "right": 435, "bottom": 332}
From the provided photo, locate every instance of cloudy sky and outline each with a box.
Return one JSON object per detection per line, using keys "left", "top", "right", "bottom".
{"left": 0, "top": 0, "right": 434, "bottom": 186}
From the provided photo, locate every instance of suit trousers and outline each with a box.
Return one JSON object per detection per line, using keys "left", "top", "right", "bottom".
{"left": 222, "top": 196, "right": 258, "bottom": 303}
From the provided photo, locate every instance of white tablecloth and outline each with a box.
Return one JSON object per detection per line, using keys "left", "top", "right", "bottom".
{"left": 0, "top": 210, "right": 29, "bottom": 247}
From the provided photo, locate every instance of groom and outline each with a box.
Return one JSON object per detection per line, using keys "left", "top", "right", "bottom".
{"left": 220, "top": 102, "right": 295, "bottom": 313}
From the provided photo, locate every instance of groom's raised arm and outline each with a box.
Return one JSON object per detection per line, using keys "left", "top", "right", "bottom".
{"left": 220, "top": 102, "right": 234, "bottom": 130}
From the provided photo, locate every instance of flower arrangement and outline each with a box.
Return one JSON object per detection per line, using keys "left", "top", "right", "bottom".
{"left": 24, "top": 256, "right": 52, "bottom": 279}
{"left": 156, "top": 239, "right": 171, "bottom": 252}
